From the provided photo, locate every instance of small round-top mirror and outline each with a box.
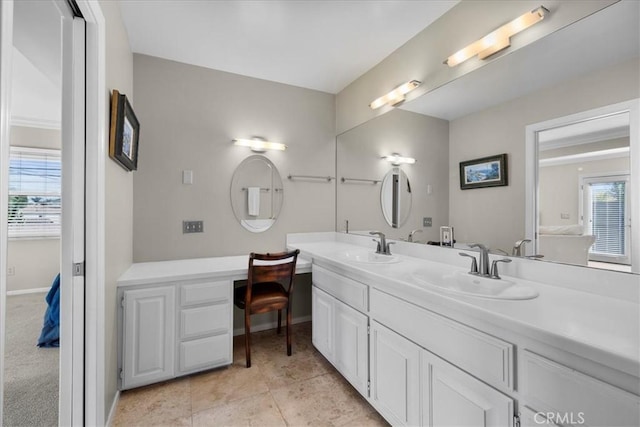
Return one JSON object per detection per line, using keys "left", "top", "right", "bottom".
{"left": 230, "top": 155, "right": 284, "bottom": 233}
{"left": 380, "top": 167, "right": 412, "bottom": 228}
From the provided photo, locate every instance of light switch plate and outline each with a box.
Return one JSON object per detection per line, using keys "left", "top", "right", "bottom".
{"left": 561, "top": 213, "right": 570, "bottom": 219}
{"left": 423, "top": 217, "right": 432, "bottom": 227}
{"left": 183, "top": 170, "right": 193, "bottom": 185}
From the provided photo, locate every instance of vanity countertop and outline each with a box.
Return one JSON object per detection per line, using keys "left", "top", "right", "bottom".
{"left": 118, "top": 255, "right": 312, "bottom": 287}
{"left": 287, "top": 239, "right": 640, "bottom": 378}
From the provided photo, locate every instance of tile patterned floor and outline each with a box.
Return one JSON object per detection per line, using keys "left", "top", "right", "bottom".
{"left": 113, "top": 322, "right": 388, "bottom": 427}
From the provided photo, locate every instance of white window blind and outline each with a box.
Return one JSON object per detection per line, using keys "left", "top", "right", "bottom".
{"left": 590, "top": 181, "right": 626, "bottom": 256}
{"left": 8, "top": 147, "right": 62, "bottom": 238}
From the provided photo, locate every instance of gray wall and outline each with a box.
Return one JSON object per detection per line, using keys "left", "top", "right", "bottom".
{"left": 101, "top": 0, "right": 134, "bottom": 420}
{"left": 132, "top": 54, "right": 336, "bottom": 262}
{"left": 337, "top": 109, "right": 449, "bottom": 242}
{"left": 7, "top": 126, "right": 61, "bottom": 292}
{"left": 335, "top": 0, "right": 615, "bottom": 134}
{"left": 449, "top": 58, "right": 639, "bottom": 251}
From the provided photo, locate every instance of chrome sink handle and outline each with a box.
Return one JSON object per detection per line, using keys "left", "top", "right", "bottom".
{"left": 371, "top": 239, "right": 381, "bottom": 253}
{"left": 385, "top": 241, "right": 396, "bottom": 255}
{"left": 490, "top": 258, "right": 512, "bottom": 279}
{"left": 459, "top": 252, "right": 478, "bottom": 275}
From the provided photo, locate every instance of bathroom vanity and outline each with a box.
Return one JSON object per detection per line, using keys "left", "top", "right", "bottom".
{"left": 116, "top": 256, "right": 311, "bottom": 390}
{"left": 288, "top": 232, "right": 639, "bottom": 427}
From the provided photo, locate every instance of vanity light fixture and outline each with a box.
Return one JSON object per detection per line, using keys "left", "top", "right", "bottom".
{"left": 369, "top": 80, "right": 421, "bottom": 110}
{"left": 383, "top": 153, "right": 416, "bottom": 166}
{"left": 232, "top": 138, "right": 287, "bottom": 152}
{"left": 444, "top": 5, "right": 549, "bottom": 67}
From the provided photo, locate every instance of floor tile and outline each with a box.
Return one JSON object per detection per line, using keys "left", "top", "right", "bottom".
{"left": 192, "top": 392, "right": 286, "bottom": 427}
{"left": 113, "top": 378, "right": 191, "bottom": 426}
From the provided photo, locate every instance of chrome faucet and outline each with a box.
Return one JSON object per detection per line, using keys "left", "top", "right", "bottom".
{"left": 408, "top": 229, "right": 423, "bottom": 242}
{"left": 512, "top": 239, "right": 531, "bottom": 256}
{"left": 370, "top": 231, "right": 394, "bottom": 255}
{"left": 469, "top": 243, "right": 490, "bottom": 276}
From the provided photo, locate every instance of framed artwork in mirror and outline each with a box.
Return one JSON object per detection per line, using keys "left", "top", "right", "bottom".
{"left": 459, "top": 153, "right": 508, "bottom": 190}
{"left": 109, "top": 89, "right": 140, "bottom": 171}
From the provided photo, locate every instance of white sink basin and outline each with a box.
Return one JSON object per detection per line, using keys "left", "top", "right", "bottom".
{"left": 340, "top": 250, "right": 401, "bottom": 264}
{"left": 409, "top": 269, "right": 538, "bottom": 300}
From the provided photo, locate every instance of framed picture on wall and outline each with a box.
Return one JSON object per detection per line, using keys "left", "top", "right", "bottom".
{"left": 109, "top": 89, "right": 140, "bottom": 171}
{"left": 459, "top": 153, "right": 508, "bottom": 190}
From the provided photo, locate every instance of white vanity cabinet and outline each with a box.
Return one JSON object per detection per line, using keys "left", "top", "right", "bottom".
{"left": 119, "top": 278, "right": 233, "bottom": 390}
{"left": 311, "top": 265, "right": 369, "bottom": 396}
{"left": 121, "top": 286, "right": 176, "bottom": 389}
{"left": 369, "top": 321, "right": 421, "bottom": 426}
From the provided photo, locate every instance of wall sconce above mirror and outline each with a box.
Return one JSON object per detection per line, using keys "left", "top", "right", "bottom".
{"left": 383, "top": 153, "right": 416, "bottom": 166}
{"left": 232, "top": 137, "right": 287, "bottom": 153}
{"left": 444, "top": 5, "right": 549, "bottom": 67}
{"left": 369, "top": 80, "right": 421, "bottom": 110}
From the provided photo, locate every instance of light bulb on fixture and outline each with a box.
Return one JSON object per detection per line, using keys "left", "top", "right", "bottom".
{"left": 445, "top": 5, "right": 548, "bottom": 67}
{"left": 232, "top": 138, "right": 287, "bottom": 152}
{"left": 370, "top": 80, "right": 421, "bottom": 110}
{"left": 383, "top": 153, "right": 416, "bottom": 166}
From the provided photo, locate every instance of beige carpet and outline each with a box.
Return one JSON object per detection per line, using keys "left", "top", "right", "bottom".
{"left": 3, "top": 293, "right": 58, "bottom": 427}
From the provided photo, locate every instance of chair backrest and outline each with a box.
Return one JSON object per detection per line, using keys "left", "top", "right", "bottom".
{"left": 247, "top": 249, "right": 300, "bottom": 294}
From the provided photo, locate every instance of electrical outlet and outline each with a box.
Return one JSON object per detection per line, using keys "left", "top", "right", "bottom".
{"left": 423, "top": 217, "right": 432, "bottom": 227}
{"left": 183, "top": 220, "right": 204, "bottom": 233}
{"left": 7, "top": 266, "right": 15, "bottom": 276}
{"left": 561, "top": 213, "right": 570, "bottom": 219}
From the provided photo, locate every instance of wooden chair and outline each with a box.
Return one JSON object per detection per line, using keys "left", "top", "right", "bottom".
{"left": 234, "top": 249, "right": 300, "bottom": 368}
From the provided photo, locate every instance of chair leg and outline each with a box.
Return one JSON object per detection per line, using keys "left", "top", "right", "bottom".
{"left": 244, "top": 310, "right": 252, "bottom": 368}
{"left": 277, "top": 309, "right": 282, "bottom": 334}
{"left": 286, "top": 307, "right": 292, "bottom": 356}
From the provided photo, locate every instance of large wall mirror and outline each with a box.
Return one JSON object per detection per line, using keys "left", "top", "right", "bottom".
{"left": 336, "top": 0, "right": 639, "bottom": 274}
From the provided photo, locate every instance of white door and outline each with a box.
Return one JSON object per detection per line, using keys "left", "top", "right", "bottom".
{"left": 370, "top": 321, "right": 420, "bottom": 426}
{"left": 122, "top": 286, "right": 175, "bottom": 389}
{"left": 334, "top": 298, "right": 368, "bottom": 396}
{"left": 422, "top": 350, "right": 514, "bottom": 427}
{"left": 311, "top": 286, "right": 334, "bottom": 361}
{"left": 0, "top": 1, "right": 86, "bottom": 424}
{"left": 581, "top": 174, "right": 631, "bottom": 265}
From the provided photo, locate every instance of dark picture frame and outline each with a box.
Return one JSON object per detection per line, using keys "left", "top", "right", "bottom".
{"left": 459, "top": 153, "right": 508, "bottom": 190}
{"left": 109, "top": 90, "right": 140, "bottom": 171}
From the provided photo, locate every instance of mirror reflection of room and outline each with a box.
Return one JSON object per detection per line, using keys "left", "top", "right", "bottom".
{"left": 537, "top": 113, "right": 631, "bottom": 272}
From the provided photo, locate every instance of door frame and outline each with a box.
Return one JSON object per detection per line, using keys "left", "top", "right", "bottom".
{"left": 0, "top": 1, "right": 14, "bottom": 422}
{"left": 74, "top": 1, "right": 107, "bottom": 424}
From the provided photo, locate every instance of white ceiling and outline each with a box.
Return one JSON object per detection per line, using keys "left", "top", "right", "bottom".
{"left": 119, "top": 0, "right": 459, "bottom": 94}
{"left": 402, "top": 0, "right": 640, "bottom": 120}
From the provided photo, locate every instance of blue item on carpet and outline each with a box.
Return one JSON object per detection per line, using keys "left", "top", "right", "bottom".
{"left": 37, "top": 273, "right": 60, "bottom": 348}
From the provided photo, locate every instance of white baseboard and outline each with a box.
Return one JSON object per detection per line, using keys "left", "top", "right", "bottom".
{"left": 6, "top": 287, "right": 49, "bottom": 296}
{"left": 233, "top": 315, "right": 311, "bottom": 336}
{"left": 105, "top": 390, "right": 120, "bottom": 427}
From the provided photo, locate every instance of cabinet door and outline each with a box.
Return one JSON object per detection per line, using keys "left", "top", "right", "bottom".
{"left": 312, "top": 286, "right": 334, "bottom": 361}
{"left": 370, "top": 321, "right": 420, "bottom": 426}
{"left": 123, "top": 286, "right": 175, "bottom": 389}
{"left": 334, "top": 298, "right": 368, "bottom": 396}
{"left": 422, "top": 350, "right": 514, "bottom": 427}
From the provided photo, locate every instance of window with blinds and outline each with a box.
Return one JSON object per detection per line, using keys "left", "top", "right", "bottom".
{"left": 590, "top": 181, "right": 626, "bottom": 256}
{"left": 8, "top": 147, "right": 62, "bottom": 238}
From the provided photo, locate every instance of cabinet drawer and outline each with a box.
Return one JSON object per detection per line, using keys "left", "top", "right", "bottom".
{"left": 179, "top": 334, "right": 231, "bottom": 373}
{"left": 312, "top": 265, "right": 368, "bottom": 312}
{"left": 180, "top": 280, "right": 230, "bottom": 307}
{"left": 180, "top": 304, "right": 230, "bottom": 339}
{"left": 371, "top": 288, "right": 513, "bottom": 390}
{"left": 522, "top": 351, "right": 640, "bottom": 427}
